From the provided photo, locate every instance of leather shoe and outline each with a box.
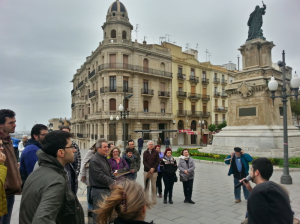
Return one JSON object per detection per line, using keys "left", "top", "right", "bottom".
{"left": 88, "top": 210, "right": 93, "bottom": 217}
{"left": 188, "top": 200, "right": 195, "bottom": 204}
{"left": 235, "top": 199, "right": 241, "bottom": 203}
{"left": 184, "top": 199, "right": 187, "bottom": 203}
{"left": 163, "top": 199, "right": 167, "bottom": 204}
{"left": 169, "top": 199, "right": 173, "bottom": 204}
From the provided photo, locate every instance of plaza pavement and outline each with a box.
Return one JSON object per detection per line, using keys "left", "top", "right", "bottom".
{"left": 11, "top": 146, "right": 300, "bottom": 224}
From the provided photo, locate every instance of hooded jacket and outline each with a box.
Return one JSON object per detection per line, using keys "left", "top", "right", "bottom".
{"left": 19, "top": 138, "right": 42, "bottom": 180}
{"left": 0, "top": 133, "right": 22, "bottom": 197}
{"left": 19, "top": 149, "right": 84, "bottom": 224}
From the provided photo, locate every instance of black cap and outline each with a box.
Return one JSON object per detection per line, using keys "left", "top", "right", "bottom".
{"left": 234, "top": 147, "right": 242, "bottom": 152}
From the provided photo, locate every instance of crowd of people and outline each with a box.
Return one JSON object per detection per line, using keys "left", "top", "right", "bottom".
{"left": 0, "top": 108, "right": 298, "bottom": 224}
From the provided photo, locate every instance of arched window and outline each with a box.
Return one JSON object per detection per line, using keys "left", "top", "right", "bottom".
{"left": 160, "top": 62, "right": 165, "bottom": 71}
{"left": 111, "top": 30, "right": 116, "bottom": 38}
{"left": 178, "top": 120, "right": 184, "bottom": 130}
{"left": 122, "top": 31, "right": 127, "bottom": 40}
{"left": 191, "top": 120, "right": 197, "bottom": 130}
{"left": 143, "top": 100, "right": 149, "bottom": 112}
{"left": 109, "top": 98, "right": 116, "bottom": 111}
{"left": 143, "top": 58, "right": 148, "bottom": 73}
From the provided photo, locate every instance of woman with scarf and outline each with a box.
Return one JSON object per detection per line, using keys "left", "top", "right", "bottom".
{"left": 160, "top": 148, "right": 177, "bottom": 204}
{"left": 178, "top": 149, "right": 195, "bottom": 204}
{"left": 155, "top": 145, "right": 164, "bottom": 198}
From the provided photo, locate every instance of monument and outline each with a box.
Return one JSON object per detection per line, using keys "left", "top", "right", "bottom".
{"left": 201, "top": 3, "right": 300, "bottom": 158}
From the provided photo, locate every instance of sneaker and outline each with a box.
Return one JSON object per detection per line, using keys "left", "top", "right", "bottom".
{"left": 235, "top": 199, "right": 241, "bottom": 203}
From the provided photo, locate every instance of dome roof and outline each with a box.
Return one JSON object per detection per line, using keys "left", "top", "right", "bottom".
{"left": 107, "top": 0, "right": 127, "bottom": 14}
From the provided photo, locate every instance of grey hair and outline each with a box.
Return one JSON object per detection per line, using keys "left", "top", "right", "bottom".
{"left": 22, "top": 135, "right": 28, "bottom": 138}
{"left": 96, "top": 138, "right": 107, "bottom": 148}
{"left": 147, "top": 141, "right": 154, "bottom": 146}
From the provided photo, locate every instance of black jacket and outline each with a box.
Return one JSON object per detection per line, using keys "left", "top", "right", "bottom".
{"left": 247, "top": 181, "right": 293, "bottom": 224}
{"left": 160, "top": 157, "right": 177, "bottom": 176}
{"left": 19, "top": 149, "right": 84, "bottom": 224}
{"left": 114, "top": 218, "right": 154, "bottom": 224}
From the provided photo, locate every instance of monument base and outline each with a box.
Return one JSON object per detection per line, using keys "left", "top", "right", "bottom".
{"left": 200, "top": 125, "right": 300, "bottom": 158}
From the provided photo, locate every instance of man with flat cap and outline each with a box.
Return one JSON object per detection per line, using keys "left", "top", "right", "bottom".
{"left": 225, "top": 147, "right": 253, "bottom": 203}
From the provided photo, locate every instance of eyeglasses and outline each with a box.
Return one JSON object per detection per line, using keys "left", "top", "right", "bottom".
{"left": 65, "top": 144, "right": 75, "bottom": 149}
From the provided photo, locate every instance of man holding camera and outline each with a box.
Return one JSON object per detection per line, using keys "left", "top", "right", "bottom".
{"left": 225, "top": 147, "right": 253, "bottom": 203}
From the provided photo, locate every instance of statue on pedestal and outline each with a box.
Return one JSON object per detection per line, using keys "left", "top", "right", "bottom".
{"left": 247, "top": 2, "right": 266, "bottom": 41}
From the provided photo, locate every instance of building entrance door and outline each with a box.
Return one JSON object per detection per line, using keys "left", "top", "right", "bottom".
{"left": 191, "top": 120, "right": 197, "bottom": 144}
{"left": 158, "top": 123, "right": 165, "bottom": 144}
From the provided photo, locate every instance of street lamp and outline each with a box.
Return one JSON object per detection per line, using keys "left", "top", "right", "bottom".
{"left": 119, "top": 93, "right": 133, "bottom": 151}
{"left": 199, "top": 120, "right": 205, "bottom": 146}
{"left": 267, "top": 50, "right": 300, "bottom": 184}
{"left": 110, "top": 115, "right": 119, "bottom": 146}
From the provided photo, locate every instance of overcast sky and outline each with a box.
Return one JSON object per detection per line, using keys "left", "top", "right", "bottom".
{"left": 0, "top": 0, "right": 299, "bottom": 131}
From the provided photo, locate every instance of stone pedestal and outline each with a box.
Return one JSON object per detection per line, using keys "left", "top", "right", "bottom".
{"left": 201, "top": 38, "right": 300, "bottom": 158}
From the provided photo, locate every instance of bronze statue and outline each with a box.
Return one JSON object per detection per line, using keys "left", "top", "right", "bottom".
{"left": 247, "top": 1, "right": 266, "bottom": 41}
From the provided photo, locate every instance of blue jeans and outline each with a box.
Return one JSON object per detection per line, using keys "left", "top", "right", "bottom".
{"left": 234, "top": 177, "right": 250, "bottom": 200}
{"left": 0, "top": 195, "right": 15, "bottom": 224}
{"left": 138, "top": 146, "right": 142, "bottom": 155}
{"left": 86, "top": 186, "right": 93, "bottom": 210}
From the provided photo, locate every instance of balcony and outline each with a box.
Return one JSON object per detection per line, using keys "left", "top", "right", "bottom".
{"left": 158, "top": 91, "right": 170, "bottom": 98}
{"left": 122, "top": 135, "right": 132, "bottom": 141}
{"left": 189, "top": 76, "right": 199, "bottom": 84}
{"left": 202, "top": 112, "right": 211, "bottom": 118}
{"left": 177, "top": 110, "right": 187, "bottom": 116}
{"left": 213, "top": 92, "right": 220, "bottom": 97}
{"left": 77, "top": 81, "right": 84, "bottom": 89}
{"left": 71, "top": 103, "right": 75, "bottom": 108}
{"left": 213, "top": 78, "right": 220, "bottom": 84}
{"left": 100, "top": 86, "right": 133, "bottom": 94}
{"left": 141, "top": 88, "right": 154, "bottom": 95}
{"left": 177, "top": 91, "right": 187, "bottom": 98}
{"left": 221, "top": 93, "right": 228, "bottom": 98}
{"left": 71, "top": 89, "right": 75, "bottom": 95}
{"left": 214, "top": 106, "right": 228, "bottom": 112}
{"left": 177, "top": 73, "right": 186, "bottom": 80}
{"left": 77, "top": 133, "right": 84, "bottom": 138}
{"left": 202, "top": 94, "right": 210, "bottom": 101}
{"left": 221, "top": 79, "right": 228, "bottom": 85}
{"left": 188, "top": 111, "right": 202, "bottom": 117}
{"left": 89, "top": 70, "right": 96, "bottom": 79}
{"left": 107, "top": 135, "right": 118, "bottom": 141}
{"left": 89, "top": 90, "right": 98, "bottom": 99}
{"left": 188, "top": 93, "right": 201, "bottom": 101}
{"left": 98, "top": 63, "right": 172, "bottom": 78}
{"left": 202, "top": 78, "right": 209, "bottom": 85}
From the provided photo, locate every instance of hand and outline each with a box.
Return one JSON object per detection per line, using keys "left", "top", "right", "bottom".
{"left": 231, "top": 152, "right": 235, "bottom": 158}
{"left": 241, "top": 150, "right": 244, "bottom": 155}
{"left": 0, "top": 152, "right": 6, "bottom": 163}
{"left": 81, "top": 176, "right": 86, "bottom": 181}
{"left": 130, "top": 169, "right": 135, "bottom": 173}
{"left": 113, "top": 172, "right": 118, "bottom": 176}
{"left": 240, "top": 178, "right": 252, "bottom": 192}
{"left": 184, "top": 170, "right": 189, "bottom": 175}
{"left": 149, "top": 168, "right": 155, "bottom": 174}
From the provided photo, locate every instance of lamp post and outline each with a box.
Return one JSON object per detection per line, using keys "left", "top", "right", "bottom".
{"left": 119, "top": 93, "right": 133, "bottom": 151}
{"left": 199, "top": 120, "right": 205, "bottom": 146}
{"left": 268, "top": 50, "right": 300, "bottom": 184}
{"left": 110, "top": 115, "right": 119, "bottom": 146}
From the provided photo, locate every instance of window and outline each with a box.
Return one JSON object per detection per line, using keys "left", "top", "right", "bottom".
{"left": 143, "top": 101, "right": 149, "bottom": 112}
{"left": 112, "top": 13, "right": 115, "bottom": 16}
{"left": 178, "top": 66, "right": 182, "bottom": 74}
{"left": 215, "top": 114, "right": 218, "bottom": 123}
{"left": 222, "top": 114, "right": 226, "bottom": 121}
{"left": 222, "top": 100, "right": 225, "bottom": 107}
{"left": 143, "top": 59, "right": 149, "bottom": 73}
{"left": 160, "top": 63, "right": 165, "bottom": 71}
{"left": 215, "top": 99, "right": 218, "bottom": 107}
{"left": 110, "top": 76, "right": 116, "bottom": 91}
{"left": 161, "top": 102, "right": 165, "bottom": 113}
{"left": 203, "top": 103, "right": 207, "bottom": 113}
{"left": 122, "top": 31, "right": 127, "bottom": 39}
{"left": 123, "top": 77, "right": 129, "bottom": 92}
{"left": 111, "top": 30, "right": 116, "bottom": 38}
{"left": 202, "top": 71, "right": 206, "bottom": 79}
{"left": 143, "top": 80, "right": 148, "bottom": 94}
{"left": 191, "top": 102, "right": 195, "bottom": 113}
{"left": 178, "top": 83, "right": 183, "bottom": 92}
{"left": 178, "top": 101, "right": 183, "bottom": 113}
{"left": 279, "top": 107, "right": 283, "bottom": 116}
{"left": 160, "top": 82, "right": 165, "bottom": 95}
{"left": 178, "top": 120, "right": 184, "bottom": 130}
{"left": 143, "top": 124, "right": 150, "bottom": 140}
{"left": 123, "top": 55, "right": 128, "bottom": 69}
{"left": 222, "top": 75, "right": 225, "bottom": 82}
{"left": 109, "top": 99, "right": 116, "bottom": 111}
{"left": 214, "top": 86, "right": 218, "bottom": 94}
{"left": 125, "top": 99, "right": 129, "bottom": 111}
{"left": 214, "top": 73, "right": 217, "bottom": 79}
{"left": 191, "top": 68, "right": 195, "bottom": 78}
{"left": 109, "top": 54, "right": 116, "bottom": 68}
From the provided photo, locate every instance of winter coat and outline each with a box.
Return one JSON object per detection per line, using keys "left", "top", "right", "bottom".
{"left": 79, "top": 149, "right": 95, "bottom": 186}
{"left": 11, "top": 137, "right": 20, "bottom": 148}
{"left": 19, "top": 149, "right": 84, "bottom": 224}
{"left": 143, "top": 149, "right": 160, "bottom": 172}
{"left": 160, "top": 156, "right": 177, "bottom": 176}
{"left": 138, "top": 138, "right": 144, "bottom": 147}
{"left": 108, "top": 157, "right": 129, "bottom": 172}
{"left": 121, "top": 148, "right": 141, "bottom": 172}
{"left": 123, "top": 154, "right": 137, "bottom": 171}
{"left": 0, "top": 164, "right": 7, "bottom": 217}
{"left": 157, "top": 152, "right": 164, "bottom": 172}
{"left": 19, "top": 138, "right": 42, "bottom": 184}
{"left": 0, "top": 133, "right": 22, "bottom": 197}
{"left": 178, "top": 156, "right": 195, "bottom": 180}
{"left": 164, "top": 138, "right": 170, "bottom": 145}
{"left": 225, "top": 153, "right": 253, "bottom": 177}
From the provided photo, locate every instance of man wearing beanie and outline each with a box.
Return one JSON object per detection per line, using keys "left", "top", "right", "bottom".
{"left": 241, "top": 158, "right": 293, "bottom": 224}
{"left": 225, "top": 147, "right": 253, "bottom": 203}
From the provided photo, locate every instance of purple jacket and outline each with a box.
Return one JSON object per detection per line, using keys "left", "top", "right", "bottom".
{"left": 157, "top": 152, "right": 164, "bottom": 172}
{"left": 108, "top": 157, "right": 129, "bottom": 172}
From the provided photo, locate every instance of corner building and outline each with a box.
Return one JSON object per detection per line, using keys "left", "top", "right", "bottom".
{"left": 70, "top": 0, "right": 173, "bottom": 149}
